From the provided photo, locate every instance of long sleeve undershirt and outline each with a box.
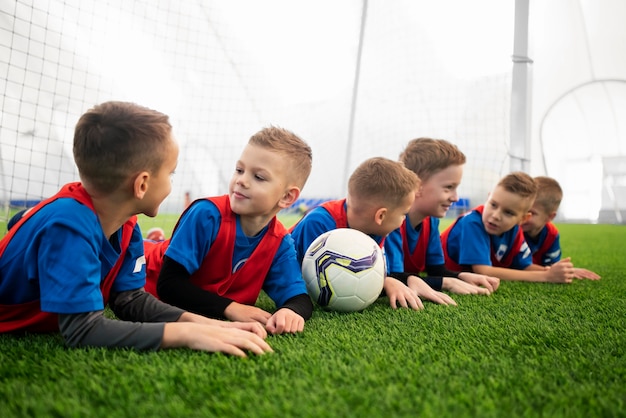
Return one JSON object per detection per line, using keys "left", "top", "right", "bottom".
{"left": 58, "top": 288, "right": 185, "bottom": 350}
{"left": 389, "top": 264, "right": 463, "bottom": 291}
{"left": 157, "top": 255, "right": 312, "bottom": 320}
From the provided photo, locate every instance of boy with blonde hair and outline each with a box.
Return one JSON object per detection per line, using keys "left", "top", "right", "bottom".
{"left": 290, "top": 157, "right": 455, "bottom": 310}
{"left": 521, "top": 176, "right": 600, "bottom": 280}
{"left": 145, "top": 127, "right": 314, "bottom": 335}
{"left": 385, "top": 137, "right": 500, "bottom": 297}
{"left": 0, "top": 101, "right": 271, "bottom": 357}
{"left": 441, "top": 171, "right": 576, "bottom": 283}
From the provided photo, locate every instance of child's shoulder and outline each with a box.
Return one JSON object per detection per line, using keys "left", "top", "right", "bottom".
{"left": 37, "top": 197, "right": 98, "bottom": 227}
{"left": 545, "top": 221, "right": 560, "bottom": 234}
{"left": 456, "top": 208, "right": 482, "bottom": 225}
{"left": 10, "top": 198, "right": 101, "bottom": 247}
{"left": 184, "top": 197, "right": 222, "bottom": 215}
{"left": 176, "top": 197, "right": 225, "bottom": 231}
{"left": 300, "top": 204, "right": 336, "bottom": 222}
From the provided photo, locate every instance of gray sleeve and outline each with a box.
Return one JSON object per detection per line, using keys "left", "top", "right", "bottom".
{"left": 108, "top": 288, "right": 185, "bottom": 323}
{"left": 58, "top": 311, "right": 165, "bottom": 351}
{"left": 57, "top": 289, "right": 186, "bottom": 351}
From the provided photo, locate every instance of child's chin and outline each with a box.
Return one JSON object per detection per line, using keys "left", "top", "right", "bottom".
{"left": 484, "top": 224, "right": 498, "bottom": 234}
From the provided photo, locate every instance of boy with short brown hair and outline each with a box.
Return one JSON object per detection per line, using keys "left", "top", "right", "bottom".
{"left": 291, "top": 157, "right": 455, "bottom": 310}
{"left": 385, "top": 137, "right": 500, "bottom": 297}
{"left": 0, "top": 101, "right": 271, "bottom": 357}
{"left": 145, "top": 126, "right": 314, "bottom": 335}
{"left": 441, "top": 171, "right": 576, "bottom": 283}
{"left": 521, "top": 176, "right": 600, "bottom": 280}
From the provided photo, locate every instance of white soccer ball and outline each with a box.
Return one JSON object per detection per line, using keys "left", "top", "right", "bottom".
{"left": 301, "top": 228, "right": 385, "bottom": 312}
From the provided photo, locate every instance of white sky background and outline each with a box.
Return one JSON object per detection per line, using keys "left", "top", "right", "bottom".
{"left": 210, "top": 0, "right": 518, "bottom": 208}
{"left": 218, "top": 1, "right": 514, "bottom": 104}
{"left": 2, "top": 0, "right": 624, "bottom": 222}
{"left": 222, "top": 0, "right": 624, "bottom": 222}
{"left": 529, "top": 0, "right": 626, "bottom": 221}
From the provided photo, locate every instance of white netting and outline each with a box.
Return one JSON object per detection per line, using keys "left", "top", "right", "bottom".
{"left": 1, "top": 0, "right": 524, "bottom": 229}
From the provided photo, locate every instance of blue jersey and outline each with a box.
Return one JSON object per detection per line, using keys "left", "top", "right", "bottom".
{"left": 163, "top": 199, "right": 306, "bottom": 307}
{"left": 0, "top": 198, "right": 145, "bottom": 313}
{"left": 385, "top": 217, "right": 444, "bottom": 273}
{"left": 289, "top": 201, "right": 386, "bottom": 268}
{"left": 442, "top": 209, "right": 532, "bottom": 270}
{"left": 524, "top": 223, "right": 562, "bottom": 266}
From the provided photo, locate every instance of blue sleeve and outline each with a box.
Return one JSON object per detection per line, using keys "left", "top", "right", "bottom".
{"left": 0, "top": 199, "right": 146, "bottom": 311}
{"left": 543, "top": 233, "right": 562, "bottom": 265}
{"left": 164, "top": 200, "right": 220, "bottom": 275}
{"left": 510, "top": 240, "right": 533, "bottom": 270}
{"left": 30, "top": 200, "right": 131, "bottom": 314}
{"left": 289, "top": 207, "right": 338, "bottom": 264}
{"left": 447, "top": 212, "right": 492, "bottom": 266}
{"left": 110, "top": 223, "right": 149, "bottom": 293}
{"left": 425, "top": 217, "right": 445, "bottom": 266}
{"left": 262, "top": 234, "right": 308, "bottom": 307}
{"left": 384, "top": 227, "right": 404, "bottom": 273}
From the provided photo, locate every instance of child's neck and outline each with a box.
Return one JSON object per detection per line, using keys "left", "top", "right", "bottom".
{"left": 239, "top": 212, "right": 276, "bottom": 237}
{"left": 408, "top": 211, "right": 426, "bottom": 229}
{"left": 90, "top": 192, "right": 135, "bottom": 239}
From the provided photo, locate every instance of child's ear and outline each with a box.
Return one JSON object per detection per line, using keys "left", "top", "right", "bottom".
{"left": 374, "top": 207, "right": 387, "bottom": 225}
{"left": 548, "top": 211, "right": 557, "bottom": 222}
{"left": 133, "top": 171, "right": 150, "bottom": 199}
{"left": 278, "top": 186, "right": 301, "bottom": 209}
{"left": 519, "top": 211, "right": 532, "bottom": 224}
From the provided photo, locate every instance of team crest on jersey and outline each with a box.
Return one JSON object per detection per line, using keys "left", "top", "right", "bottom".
{"left": 133, "top": 255, "right": 146, "bottom": 273}
{"left": 547, "top": 249, "right": 561, "bottom": 259}
{"left": 233, "top": 257, "right": 249, "bottom": 273}
{"left": 495, "top": 244, "right": 508, "bottom": 262}
{"left": 520, "top": 242, "right": 531, "bottom": 259}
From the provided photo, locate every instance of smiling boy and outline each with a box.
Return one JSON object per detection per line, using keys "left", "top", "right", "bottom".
{"left": 145, "top": 126, "right": 313, "bottom": 335}
{"left": 441, "top": 172, "right": 575, "bottom": 283}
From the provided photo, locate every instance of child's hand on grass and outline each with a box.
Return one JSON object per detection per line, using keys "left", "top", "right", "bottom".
{"left": 217, "top": 320, "right": 268, "bottom": 339}
{"left": 266, "top": 308, "right": 305, "bottom": 335}
{"left": 546, "top": 257, "right": 575, "bottom": 283}
{"left": 178, "top": 311, "right": 268, "bottom": 339}
{"left": 442, "top": 277, "right": 491, "bottom": 296}
{"left": 572, "top": 267, "right": 601, "bottom": 280}
{"left": 384, "top": 276, "right": 424, "bottom": 310}
{"left": 162, "top": 322, "right": 273, "bottom": 357}
{"left": 457, "top": 271, "right": 500, "bottom": 292}
{"left": 224, "top": 301, "right": 272, "bottom": 325}
{"left": 407, "top": 275, "right": 457, "bottom": 306}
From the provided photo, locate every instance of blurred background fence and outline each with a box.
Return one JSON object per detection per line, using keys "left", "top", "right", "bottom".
{"left": 1, "top": 0, "right": 625, "bottom": 227}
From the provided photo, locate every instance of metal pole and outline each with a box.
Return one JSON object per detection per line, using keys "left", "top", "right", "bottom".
{"left": 343, "top": 0, "right": 368, "bottom": 193}
{"left": 510, "top": 0, "right": 533, "bottom": 172}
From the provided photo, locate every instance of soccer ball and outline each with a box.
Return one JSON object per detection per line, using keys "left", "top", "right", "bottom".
{"left": 301, "top": 228, "right": 385, "bottom": 312}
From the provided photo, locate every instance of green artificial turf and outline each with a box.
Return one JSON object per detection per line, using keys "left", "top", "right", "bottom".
{"left": 0, "top": 221, "right": 625, "bottom": 417}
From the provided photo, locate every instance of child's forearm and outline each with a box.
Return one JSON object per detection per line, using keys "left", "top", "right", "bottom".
{"left": 58, "top": 311, "right": 165, "bottom": 350}
{"left": 158, "top": 258, "right": 232, "bottom": 319}
{"left": 525, "top": 264, "right": 547, "bottom": 271}
{"left": 472, "top": 264, "right": 552, "bottom": 282}
{"left": 279, "top": 293, "right": 314, "bottom": 320}
{"left": 109, "top": 288, "right": 185, "bottom": 322}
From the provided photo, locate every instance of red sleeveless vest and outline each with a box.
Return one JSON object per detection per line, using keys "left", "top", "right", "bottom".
{"left": 143, "top": 239, "right": 169, "bottom": 296}
{"left": 401, "top": 217, "right": 431, "bottom": 273}
{"left": 318, "top": 199, "right": 385, "bottom": 248}
{"left": 441, "top": 205, "right": 525, "bottom": 271}
{"left": 0, "top": 182, "right": 136, "bottom": 333}
{"left": 287, "top": 199, "right": 348, "bottom": 233}
{"left": 320, "top": 199, "right": 348, "bottom": 228}
{"left": 532, "top": 222, "right": 559, "bottom": 265}
{"left": 145, "top": 195, "right": 286, "bottom": 305}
